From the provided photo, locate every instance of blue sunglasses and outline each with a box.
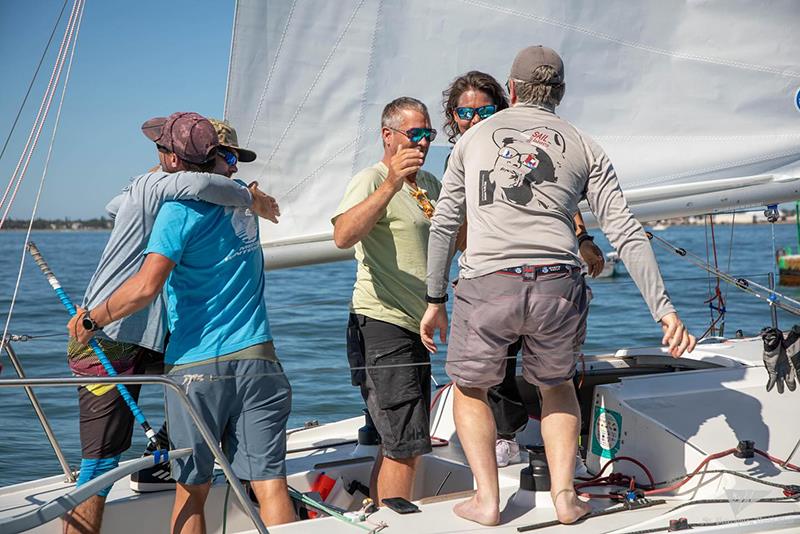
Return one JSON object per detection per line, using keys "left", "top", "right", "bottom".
{"left": 455, "top": 105, "right": 497, "bottom": 121}
{"left": 389, "top": 127, "right": 437, "bottom": 143}
{"left": 218, "top": 148, "right": 238, "bottom": 166}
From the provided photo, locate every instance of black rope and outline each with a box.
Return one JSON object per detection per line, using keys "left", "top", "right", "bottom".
{"left": 616, "top": 510, "right": 800, "bottom": 534}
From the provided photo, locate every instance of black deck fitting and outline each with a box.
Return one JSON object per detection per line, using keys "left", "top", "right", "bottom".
{"left": 734, "top": 440, "right": 755, "bottom": 459}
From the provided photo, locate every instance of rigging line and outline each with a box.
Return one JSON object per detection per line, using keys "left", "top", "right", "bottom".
{"left": 171, "top": 347, "right": 711, "bottom": 382}
{"left": 0, "top": 0, "right": 69, "bottom": 165}
{"left": 724, "top": 210, "right": 736, "bottom": 305}
{"left": 258, "top": 0, "right": 367, "bottom": 179}
{"left": 0, "top": 0, "right": 81, "bottom": 229}
{"left": 242, "top": 0, "right": 297, "bottom": 147}
{"left": 0, "top": 0, "right": 85, "bottom": 359}
{"left": 0, "top": 0, "right": 79, "bottom": 216}
{"left": 704, "top": 215, "right": 712, "bottom": 327}
{"left": 648, "top": 233, "right": 800, "bottom": 315}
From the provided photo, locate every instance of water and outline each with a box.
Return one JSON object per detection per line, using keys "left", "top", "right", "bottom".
{"left": 2, "top": 223, "right": 800, "bottom": 486}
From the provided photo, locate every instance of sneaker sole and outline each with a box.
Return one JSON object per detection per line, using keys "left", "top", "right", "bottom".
{"left": 129, "top": 480, "right": 176, "bottom": 493}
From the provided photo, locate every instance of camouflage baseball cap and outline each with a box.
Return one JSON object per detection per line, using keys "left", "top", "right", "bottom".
{"left": 510, "top": 45, "right": 564, "bottom": 85}
{"left": 141, "top": 112, "right": 219, "bottom": 164}
{"left": 208, "top": 118, "right": 257, "bottom": 163}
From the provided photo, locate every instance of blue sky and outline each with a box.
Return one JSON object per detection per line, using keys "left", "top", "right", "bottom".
{"left": 0, "top": 0, "right": 236, "bottom": 219}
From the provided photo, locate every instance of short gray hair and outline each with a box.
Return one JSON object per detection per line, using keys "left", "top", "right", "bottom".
{"left": 513, "top": 65, "right": 565, "bottom": 108}
{"left": 381, "top": 97, "right": 429, "bottom": 130}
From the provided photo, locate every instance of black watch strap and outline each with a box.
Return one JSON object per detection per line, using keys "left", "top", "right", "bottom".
{"left": 577, "top": 233, "right": 594, "bottom": 245}
{"left": 425, "top": 294, "right": 448, "bottom": 304}
{"left": 81, "top": 312, "right": 100, "bottom": 332}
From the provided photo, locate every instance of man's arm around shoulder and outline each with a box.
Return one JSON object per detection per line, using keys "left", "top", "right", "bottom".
{"left": 68, "top": 253, "right": 175, "bottom": 345}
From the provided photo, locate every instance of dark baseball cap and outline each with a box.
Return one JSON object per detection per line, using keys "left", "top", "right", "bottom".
{"left": 510, "top": 45, "right": 564, "bottom": 85}
{"left": 141, "top": 112, "right": 219, "bottom": 164}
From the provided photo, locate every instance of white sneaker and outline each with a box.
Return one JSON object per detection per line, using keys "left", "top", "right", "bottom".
{"left": 495, "top": 438, "right": 521, "bottom": 467}
{"left": 574, "top": 451, "right": 590, "bottom": 478}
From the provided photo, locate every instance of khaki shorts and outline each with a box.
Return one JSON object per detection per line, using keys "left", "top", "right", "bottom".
{"left": 446, "top": 268, "right": 590, "bottom": 388}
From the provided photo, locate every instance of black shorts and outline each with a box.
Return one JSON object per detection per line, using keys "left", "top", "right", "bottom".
{"left": 77, "top": 341, "right": 164, "bottom": 459}
{"left": 348, "top": 314, "right": 431, "bottom": 459}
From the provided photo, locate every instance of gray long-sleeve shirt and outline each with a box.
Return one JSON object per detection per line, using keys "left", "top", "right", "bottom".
{"left": 427, "top": 104, "right": 675, "bottom": 322}
{"left": 82, "top": 171, "right": 252, "bottom": 352}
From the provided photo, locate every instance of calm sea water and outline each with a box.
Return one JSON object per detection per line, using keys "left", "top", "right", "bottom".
{"left": 2, "top": 223, "right": 800, "bottom": 485}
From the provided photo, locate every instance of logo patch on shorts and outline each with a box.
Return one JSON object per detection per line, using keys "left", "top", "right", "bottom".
{"left": 591, "top": 406, "right": 622, "bottom": 459}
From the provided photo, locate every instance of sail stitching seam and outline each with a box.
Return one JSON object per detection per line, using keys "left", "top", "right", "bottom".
{"left": 351, "top": 0, "right": 383, "bottom": 177}
{"left": 462, "top": 0, "right": 800, "bottom": 78}
{"left": 258, "top": 0, "right": 367, "bottom": 180}
{"left": 278, "top": 133, "right": 377, "bottom": 201}
{"left": 244, "top": 0, "right": 297, "bottom": 147}
{"left": 596, "top": 134, "right": 800, "bottom": 142}
{"left": 628, "top": 149, "right": 800, "bottom": 188}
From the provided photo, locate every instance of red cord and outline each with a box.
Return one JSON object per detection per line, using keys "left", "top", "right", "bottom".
{"left": 755, "top": 448, "right": 800, "bottom": 473}
{"left": 644, "top": 448, "right": 737, "bottom": 496}
{"left": 430, "top": 382, "right": 453, "bottom": 412}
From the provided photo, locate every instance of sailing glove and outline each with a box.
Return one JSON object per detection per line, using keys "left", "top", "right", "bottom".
{"left": 783, "top": 324, "right": 800, "bottom": 385}
{"left": 761, "top": 327, "right": 796, "bottom": 394}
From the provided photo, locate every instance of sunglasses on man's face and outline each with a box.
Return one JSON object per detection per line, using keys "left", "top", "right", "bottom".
{"left": 390, "top": 127, "right": 437, "bottom": 144}
{"left": 455, "top": 105, "right": 497, "bottom": 121}
{"left": 218, "top": 148, "right": 238, "bottom": 166}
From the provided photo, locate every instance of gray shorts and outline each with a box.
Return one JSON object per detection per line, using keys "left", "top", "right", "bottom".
{"left": 446, "top": 268, "right": 590, "bottom": 389}
{"left": 165, "top": 356, "right": 291, "bottom": 485}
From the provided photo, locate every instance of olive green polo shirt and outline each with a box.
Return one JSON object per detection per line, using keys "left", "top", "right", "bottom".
{"left": 332, "top": 162, "right": 441, "bottom": 332}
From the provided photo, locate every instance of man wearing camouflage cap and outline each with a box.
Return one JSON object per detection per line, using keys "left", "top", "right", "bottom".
{"left": 421, "top": 46, "right": 696, "bottom": 525}
{"left": 70, "top": 114, "right": 294, "bottom": 532}
{"left": 64, "top": 112, "right": 279, "bottom": 533}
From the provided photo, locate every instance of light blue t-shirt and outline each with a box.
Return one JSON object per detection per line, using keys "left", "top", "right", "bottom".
{"left": 144, "top": 199, "right": 271, "bottom": 366}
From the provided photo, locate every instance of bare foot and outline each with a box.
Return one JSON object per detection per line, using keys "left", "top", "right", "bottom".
{"left": 552, "top": 488, "right": 591, "bottom": 524}
{"left": 453, "top": 494, "right": 500, "bottom": 526}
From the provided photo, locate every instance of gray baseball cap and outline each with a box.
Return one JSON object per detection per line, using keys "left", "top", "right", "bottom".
{"left": 509, "top": 45, "right": 564, "bottom": 84}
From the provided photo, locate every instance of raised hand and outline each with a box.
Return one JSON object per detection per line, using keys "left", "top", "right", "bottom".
{"left": 659, "top": 312, "right": 696, "bottom": 358}
{"left": 386, "top": 141, "right": 424, "bottom": 193}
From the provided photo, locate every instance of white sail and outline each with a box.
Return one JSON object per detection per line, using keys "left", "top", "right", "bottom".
{"left": 225, "top": 0, "right": 800, "bottom": 269}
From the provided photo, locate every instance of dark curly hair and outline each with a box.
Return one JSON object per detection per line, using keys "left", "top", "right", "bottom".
{"left": 442, "top": 70, "right": 509, "bottom": 144}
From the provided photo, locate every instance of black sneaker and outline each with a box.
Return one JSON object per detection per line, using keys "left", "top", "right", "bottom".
{"left": 130, "top": 460, "right": 176, "bottom": 492}
{"left": 130, "top": 424, "right": 175, "bottom": 492}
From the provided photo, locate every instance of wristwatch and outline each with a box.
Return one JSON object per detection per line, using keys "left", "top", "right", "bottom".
{"left": 577, "top": 232, "right": 595, "bottom": 245}
{"left": 81, "top": 312, "right": 100, "bottom": 332}
{"left": 425, "top": 294, "right": 448, "bottom": 304}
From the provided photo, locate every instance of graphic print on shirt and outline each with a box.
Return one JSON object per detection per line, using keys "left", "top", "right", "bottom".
{"left": 223, "top": 207, "right": 260, "bottom": 262}
{"left": 478, "top": 127, "right": 566, "bottom": 208}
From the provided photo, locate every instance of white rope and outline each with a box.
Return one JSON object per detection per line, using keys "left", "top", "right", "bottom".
{"left": 0, "top": 0, "right": 85, "bottom": 355}
{"left": 0, "top": 0, "right": 82, "bottom": 229}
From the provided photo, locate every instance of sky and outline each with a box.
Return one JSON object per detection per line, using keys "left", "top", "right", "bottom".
{"left": 0, "top": 0, "right": 241, "bottom": 219}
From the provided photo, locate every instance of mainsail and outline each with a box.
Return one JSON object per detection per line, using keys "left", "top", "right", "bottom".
{"left": 225, "top": 0, "right": 800, "bottom": 269}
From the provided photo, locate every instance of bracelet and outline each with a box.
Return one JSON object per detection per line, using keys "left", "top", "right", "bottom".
{"left": 577, "top": 233, "right": 595, "bottom": 245}
{"left": 425, "top": 294, "right": 448, "bottom": 304}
